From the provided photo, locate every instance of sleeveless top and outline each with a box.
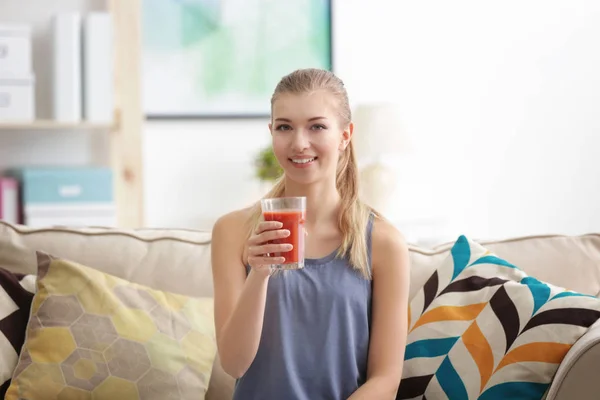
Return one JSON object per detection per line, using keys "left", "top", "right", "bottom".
{"left": 232, "top": 214, "right": 374, "bottom": 400}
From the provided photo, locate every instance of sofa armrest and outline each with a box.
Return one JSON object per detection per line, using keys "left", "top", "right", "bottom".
{"left": 546, "top": 320, "right": 600, "bottom": 400}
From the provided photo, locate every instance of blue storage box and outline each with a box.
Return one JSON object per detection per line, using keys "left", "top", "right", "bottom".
{"left": 8, "top": 166, "right": 116, "bottom": 227}
{"left": 15, "top": 167, "right": 114, "bottom": 205}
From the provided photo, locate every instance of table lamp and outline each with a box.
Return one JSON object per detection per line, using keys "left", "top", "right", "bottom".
{"left": 352, "top": 103, "right": 411, "bottom": 216}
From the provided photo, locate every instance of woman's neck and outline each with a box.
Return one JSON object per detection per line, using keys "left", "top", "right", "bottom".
{"left": 283, "top": 178, "right": 340, "bottom": 226}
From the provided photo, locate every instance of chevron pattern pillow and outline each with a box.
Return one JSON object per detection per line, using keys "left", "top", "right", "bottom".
{"left": 398, "top": 235, "right": 600, "bottom": 400}
{"left": 0, "top": 268, "right": 36, "bottom": 397}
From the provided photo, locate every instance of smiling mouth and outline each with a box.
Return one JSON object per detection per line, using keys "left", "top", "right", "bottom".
{"left": 290, "top": 157, "right": 317, "bottom": 164}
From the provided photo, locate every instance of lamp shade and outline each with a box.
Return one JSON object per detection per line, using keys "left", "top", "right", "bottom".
{"left": 351, "top": 103, "right": 410, "bottom": 162}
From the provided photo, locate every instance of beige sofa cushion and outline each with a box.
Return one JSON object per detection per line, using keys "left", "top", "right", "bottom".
{"left": 0, "top": 221, "right": 214, "bottom": 299}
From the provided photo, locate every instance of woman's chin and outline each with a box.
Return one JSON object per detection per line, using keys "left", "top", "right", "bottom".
{"left": 282, "top": 171, "right": 330, "bottom": 187}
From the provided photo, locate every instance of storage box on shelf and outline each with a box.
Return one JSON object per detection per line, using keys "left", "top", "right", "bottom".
{"left": 5, "top": 167, "right": 116, "bottom": 228}
{"left": 0, "top": 23, "right": 35, "bottom": 121}
{"left": 0, "top": 24, "right": 31, "bottom": 74}
{"left": 0, "top": 74, "right": 35, "bottom": 121}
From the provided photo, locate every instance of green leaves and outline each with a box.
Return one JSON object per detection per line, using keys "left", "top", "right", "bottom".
{"left": 255, "top": 146, "right": 283, "bottom": 182}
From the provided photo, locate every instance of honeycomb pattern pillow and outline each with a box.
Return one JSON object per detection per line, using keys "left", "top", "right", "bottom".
{"left": 398, "top": 235, "right": 600, "bottom": 400}
{"left": 6, "top": 251, "right": 217, "bottom": 400}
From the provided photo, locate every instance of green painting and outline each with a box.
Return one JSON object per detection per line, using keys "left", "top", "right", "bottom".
{"left": 142, "top": 0, "right": 333, "bottom": 118}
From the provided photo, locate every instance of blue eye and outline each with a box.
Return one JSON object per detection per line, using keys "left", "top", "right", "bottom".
{"left": 311, "top": 124, "right": 326, "bottom": 130}
{"left": 275, "top": 124, "right": 292, "bottom": 131}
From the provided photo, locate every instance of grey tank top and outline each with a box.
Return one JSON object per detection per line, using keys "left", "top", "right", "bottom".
{"left": 233, "top": 214, "right": 374, "bottom": 400}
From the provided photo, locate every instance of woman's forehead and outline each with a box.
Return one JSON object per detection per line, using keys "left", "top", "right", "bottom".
{"left": 272, "top": 91, "right": 339, "bottom": 120}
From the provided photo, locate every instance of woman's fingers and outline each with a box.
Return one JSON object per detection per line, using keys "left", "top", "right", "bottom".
{"left": 257, "top": 229, "right": 291, "bottom": 244}
{"left": 248, "top": 243, "right": 293, "bottom": 256}
{"left": 255, "top": 221, "right": 283, "bottom": 234}
{"left": 248, "top": 256, "right": 285, "bottom": 266}
{"left": 246, "top": 222, "right": 292, "bottom": 270}
{"left": 248, "top": 228, "right": 290, "bottom": 246}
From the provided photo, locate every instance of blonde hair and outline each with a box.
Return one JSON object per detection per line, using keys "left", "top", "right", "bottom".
{"left": 247, "top": 68, "right": 379, "bottom": 279}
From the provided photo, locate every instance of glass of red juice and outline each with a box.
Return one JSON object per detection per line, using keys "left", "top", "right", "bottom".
{"left": 260, "top": 196, "right": 306, "bottom": 270}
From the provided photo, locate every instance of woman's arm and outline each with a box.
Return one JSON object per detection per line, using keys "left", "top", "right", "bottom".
{"left": 348, "top": 219, "right": 411, "bottom": 399}
{"left": 211, "top": 211, "right": 270, "bottom": 379}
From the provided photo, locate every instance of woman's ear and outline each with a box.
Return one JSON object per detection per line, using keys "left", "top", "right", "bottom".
{"left": 339, "top": 122, "right": 354, "bottom": 151}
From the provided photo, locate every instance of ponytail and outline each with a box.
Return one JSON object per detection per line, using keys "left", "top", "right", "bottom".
{"left": 335, "top": 141, "right": 377, "bottom": 279}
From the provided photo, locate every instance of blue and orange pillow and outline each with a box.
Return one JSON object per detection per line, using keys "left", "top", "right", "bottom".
{"left": 398, "top": 235, "right": 600, "bottom": 400}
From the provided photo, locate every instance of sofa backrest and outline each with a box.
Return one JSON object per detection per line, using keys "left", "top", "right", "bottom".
{"left": 2, "top": 221, "right": 600, "bottom": 299}
{"left": 409, "top": 234, "right": 600, "bottom": 298}
{"left": 0, "top": 221, "right": 214, "bottom": 298}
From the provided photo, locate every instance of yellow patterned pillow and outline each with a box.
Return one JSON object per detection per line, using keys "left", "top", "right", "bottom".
{"left": 6, "top": 251, "right": 217, "bottom": 400}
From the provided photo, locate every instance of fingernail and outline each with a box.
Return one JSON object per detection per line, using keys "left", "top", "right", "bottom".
{"left": 283, "top": 230, "right": 290, "bottom": 236}
{"left": 276, "top": 222, "right": 283, "bottom": 227}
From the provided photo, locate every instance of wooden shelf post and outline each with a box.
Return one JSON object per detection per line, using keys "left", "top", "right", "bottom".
{"left": 108, "top": 0, "right": 144, "bottom": 228}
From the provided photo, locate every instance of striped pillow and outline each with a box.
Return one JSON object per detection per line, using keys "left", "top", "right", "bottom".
{"left": 398, "top": 235, "right": 600, "bottom": 400}
{"left": 0, "top": 268, "right": 35, "bottom": 397}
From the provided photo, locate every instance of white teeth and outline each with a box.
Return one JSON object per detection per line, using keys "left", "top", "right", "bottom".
{"left": 291, "top": 158, "right": 315, "bottom": 164}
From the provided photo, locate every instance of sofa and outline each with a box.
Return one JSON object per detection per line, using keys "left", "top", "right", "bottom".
{"left": 1, "top": 219, "right": 599, "bottom": 399}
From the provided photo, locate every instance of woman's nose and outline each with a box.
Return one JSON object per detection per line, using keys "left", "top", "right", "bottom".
{"left": 291, "top": 130, "right": 309, "bottom": 151}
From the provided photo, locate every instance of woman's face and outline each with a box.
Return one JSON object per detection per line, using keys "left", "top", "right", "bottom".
{"left": 269, "top": 91, "right": 352, "bottom": 186}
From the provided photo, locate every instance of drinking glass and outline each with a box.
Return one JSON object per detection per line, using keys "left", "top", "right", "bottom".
{"left": 260, "top": 197, "right": 306, "bottom": 270}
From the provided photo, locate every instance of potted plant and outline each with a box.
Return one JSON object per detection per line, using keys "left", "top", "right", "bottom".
{"left": 254, "top": 146, "right": 283, "bottom": 193}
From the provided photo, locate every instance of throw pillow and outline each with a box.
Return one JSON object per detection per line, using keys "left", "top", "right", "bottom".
{"left": 0, "top": 268, "right": 35, "bottom": 397}
{"left": 6, "top": 251, "right": 217, "bottom": 400}
{"left": 398, "top": 235, "right": 600, "bottom": 400}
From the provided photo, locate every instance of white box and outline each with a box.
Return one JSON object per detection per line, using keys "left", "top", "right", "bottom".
{"left": 83, "top": 13, "right": 114, "bottom": 123}
{"left": 0, "top": 74, "right": 35, "bottom": 121}
{"left": 0, "top": 24, "right": 32, "bottom": 75}
{"left": 51, "top": 13, "right": 82, "bottom": 122}
{"left": 24, "top": 203, "right": 117, "bottom": 228}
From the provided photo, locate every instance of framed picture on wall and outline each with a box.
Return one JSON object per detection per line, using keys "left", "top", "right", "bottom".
{"left": 142, "top": 0, "right": 333, "bottom": 119}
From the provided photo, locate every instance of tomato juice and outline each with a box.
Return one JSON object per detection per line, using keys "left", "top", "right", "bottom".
{"left": 263, "top": 209, "right": 305, "bottom": 267}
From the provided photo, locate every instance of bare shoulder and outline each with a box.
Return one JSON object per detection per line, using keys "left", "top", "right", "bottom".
{"left": 212, "top": 206, "right": 254, "bottom": 236}
{"left": 372, "top": 217, "right": 408, "bottom": 253}
{"left": 211, "top": 206, "right": 255, "bottom": 265}
{"left": 371, "top": 216, "right": 410, "bottom": 275}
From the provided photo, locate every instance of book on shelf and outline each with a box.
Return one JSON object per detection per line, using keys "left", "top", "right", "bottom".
{"left": 0, "top": 176, "right": 19, "bottom": 224}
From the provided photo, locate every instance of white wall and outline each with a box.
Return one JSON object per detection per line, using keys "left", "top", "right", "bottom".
{"left": 2, "top": 0, "right": 599, "bottom": 243}
{"left": 143, "top": 119, "right": 271, "bottom": 229}
{"left": 385, "top": 0, "right": 600, "bottom": 240}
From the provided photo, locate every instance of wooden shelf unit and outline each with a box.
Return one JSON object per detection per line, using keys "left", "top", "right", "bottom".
{"left": 0, "top": 0, "right": 144, "bottom": 228}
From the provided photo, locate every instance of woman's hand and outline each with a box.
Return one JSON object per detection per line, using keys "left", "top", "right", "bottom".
{"left": 246, "top": 221, "right": 292, "bottom": 277}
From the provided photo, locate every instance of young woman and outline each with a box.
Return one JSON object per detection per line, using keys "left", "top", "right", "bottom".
{"left": 211, "top": 68, "right": 410, "bottom": 399}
